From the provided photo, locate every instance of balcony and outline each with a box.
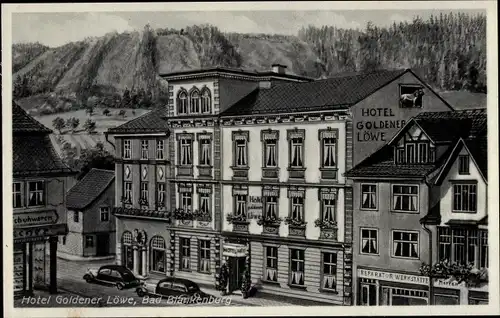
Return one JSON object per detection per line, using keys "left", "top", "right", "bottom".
{"left": 231, "top": 166, "right": 249, "bottom": 180}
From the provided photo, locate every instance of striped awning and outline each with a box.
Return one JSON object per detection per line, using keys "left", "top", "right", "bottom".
{"left": 197, "top": 187, "right": 212, "bottom": 194}
{"left": 232, "top": 188, "right": 248, "bottom": 196}
{"left": 262, "top": 131, "right": 278, "bottom": 140}
{"left": 288, "top": 190, "right": 304, "bottom": 198}
{"left": 234, "top": 134, "right": 247, "bottom": 141}
{"left": 320, "top": 129, "right": 338, "bottom": 139}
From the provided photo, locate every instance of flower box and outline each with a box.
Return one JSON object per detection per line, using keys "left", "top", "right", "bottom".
{"left": 257, "top": 215, "right": 282, "bottom": 226}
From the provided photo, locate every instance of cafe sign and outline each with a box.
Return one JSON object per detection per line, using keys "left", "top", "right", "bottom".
{"left": 223, "top": 243, "right": 248, "bottom": 257}
{"left": 358, "top": 268, "right": 429, "bottom": 285}
{"left": 14, "top": 223, "right": 67, "bottom": 243}
{"left": 13, "top": 210, "right": 58, "bottom": 227}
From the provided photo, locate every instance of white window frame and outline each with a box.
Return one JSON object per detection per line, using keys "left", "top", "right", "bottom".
{"left": 360, "top": 183, "right": 378, "bottom": 210}
{"left": 235, "top": 139, "right": 248, "bottom": 167}
{"left": 190, "top": 90, "right": 200, "bottom": 114}
{"left": 179, "top": 138, "right": 193, "bottom": 166}
{"left": 124, "top": 182, "right": 133, "bottom": 202}
{"left": 264, "top": 196, "right": 278, "bottom": 218}
{"left": 290, "top": 197, "right": 304, "bottom": 221}
{"left": 199, "top": 193, "right": 211, "bottom": 214}
{"left": 321, "top": 137, "right": 337, "bottom": 168}
{"left": 289, "top": 248, "right": 305, "bottom": 286}
{"left": 452, "top": 183, "right": 477, "bottom": 213}
{"left": 27, "top": 180, "right": 45, "bottom": 207}
{"left": 180, "top": 237, "right": 191, "bottom": 271}
{"left": 198, "top": 240, "right": 211, "bottom": 273}
{"left": 235, "top": 195, "right": 247, "bottom": 217}
{"left": 13, "top": 182, "right": 23, "bottom": 208}
{"left": 156, "top": 140, "right": 164, "bottom": 160}
{"left": 289, "top": 137, "right": 304, "bottom": 168}
{"left": 180, "top": 192, "right": 192, "bottom": 211}
{"left": 321, "top": 252, "right": 337, "bottom": 291}
{"left": 140, "top": 182, "right": 148, "bottom": 201}
{"left": 100, "top": 207, "right": 110, "bottom": 222}
{"left": 322, "top": 198, "right": 336, "bottom": 222}
{"left": 264, "top": 246, "right": 278, "bottom": 282}
{"left": 391, "top": 184, "right": 419, "bottom": 213}
{"left": 391, "top": 230, "right": 420, "bottom": 259}
{"left": 201, "top": 89, "right": 211, "bottom": 114}
{"left": 199, "top": 138, "right": 211, "bottom": 166}
{"left": 157, "top": 183, "right": 166, "bottom": 205}
{"left": 123, "top": 140, "right": 132, "bottom": 159}
{"left": 178, "top": 91, "right": 188, "bottom": 115}
{"left": 141, "top": 140, "right": 149, "bottom": 159}
{"left": 360, "top": 228, "right": 379, "bottom": 255}
{"left": 264, "top": 139, "right": 277, "bottom": 168}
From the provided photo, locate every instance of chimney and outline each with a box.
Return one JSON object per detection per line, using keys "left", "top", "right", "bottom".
{"left": 271, "top": 64, "right": 287, "bottom": 74}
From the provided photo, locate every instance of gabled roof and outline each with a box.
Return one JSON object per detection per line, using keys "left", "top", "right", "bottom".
{"left": 12, "top": 101, "right": 52, "bottom": 134}
{"left": 66, "top": 168, "right": 115, "bottom": 210}
{"left": 107, "top": 109, "right": 169, "bottom": 134}
{"left": 220, "top": 69, "right": 409, "bottom": 116}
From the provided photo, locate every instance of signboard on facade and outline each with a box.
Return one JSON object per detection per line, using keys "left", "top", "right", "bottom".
{"left": 13, "top": 210, "right": 58, "bottom": 227}
{"left": 223, "top": 243, "right": 248, "bottom": 257}
{"left": 13, "top": 223, "right": 67, "bottom": 243}
{"left": 247, "top": 196, "right": 263, "bottom": 218}
{"left": 356, "top": 108, "right": 407, "bottom": 142}
{"left": 358, "top": 268, "right": 429, "bottom": 285}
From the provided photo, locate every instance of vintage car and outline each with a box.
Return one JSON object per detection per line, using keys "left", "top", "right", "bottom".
{"left": 83, "top": 265, "right": 142, "bottom": 290}
{"left": 136, "top": 277, "right": 212, "bottom": 302}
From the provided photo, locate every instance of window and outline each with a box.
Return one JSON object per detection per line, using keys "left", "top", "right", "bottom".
{"left": 361, "top": 228, "right": 378, "bottom": 254}
{"left": 157, "top": 183, "right": 166, "bottom": 205}
{"left": 73, "top": 211, "right": 79, "bottom": 223}
{"left": 13, "top": 182, "right": 22, "bottom": 208}
{"left": 124, "top": 182, "right": 132, "bottom": 202}
{"left": 141, "top": 140, "right": 149, "bottom": 159}
{"left": 322, "top": 253, "right": 337, "bottom": 291}
{"left": 199, "top": 240, "right": 211, "bottom": 273}
{"left": 322, "top": 198, "right": 336, "bottom": 222}
{"left": 199, "top": 193, "right": 211, "bottom": 214}
{"left": 179, "top": 138, "right": 193, "bottom": 166}
{"left": 361, "top": 184, "right": 377, "bottom": 210}
{"left": 100, "top": 207, "right": 110, "bottom": 222}
{"left": 156, "top": 140, "right": 164, "bottom": 160}
{"left": 321, "top": 134, "right": 337, "bottom": 168}
{"left": 27, "top": 181, "right": 45, "bottom": 206}
{"left": 62, "top": 236, "right": 66, "bottom": 245}
{"left": 199, "top": 139, "right": 211, "bottom": 166}
{"left": 180, "top": 238, "right": 191, "bottom": 271}
{"left": 438, "top": 227, "right": 487, "bottom": 268}
{"left": 235, "top": 195, "right": 247, "bottom": 217}
{"left": 264, "top": 196, "right": 278, "bottom": 218}
{"left": 264, "top": 139, "right": 277, "bottom": 167}
{"left": 290, "top": 249, "right": 305, "bottom": 286}
{"left": 399, "top": 85, "right": 424, "bottom": 108}
{"left": 404, "top": 142, "right": 431, "bottom": 164}
{"left": 289, "top": 137, "right": 304, "bottom": 168}
{"left": 392, "top": 185, "right": 418, "bottom": 212}
{"left": 201, "top": 89, "right": 211, "bottom": 113}
{"left": 458, "top": 155, "right": 470, "bottom": 175}
{"left": 190, "top": 90, "right": 200, "bottom": 113}
{"left": 151, "top": 236, "right": 166, "bottom": 273}
{"left": 392, "top": 231, "right": 419, "bottom": 258}
{"left": 235, "top": 140, "right": 247, "bottom": 167}
{"left": 453, "top": 183, "right": 477, "bottom": 212}
{"left": 123, "top": 140, "right": 131, "bottom": 159}
{"left": 291, "top": 197, "right": 304, "bottom": 221}
{"left": 180, "top": 192, "right": 192, "bottom": 211}
{"left": 85, "top": 235, "right": 94, "bottom": 248}
{"left": 264, "top": 246, "right": 278, "bottom": 282}
{"left": 178, "top": 90, "right": 188, "bottom": 114}
{"left": 141, "top": 182, "right": 148, "bottom": 201}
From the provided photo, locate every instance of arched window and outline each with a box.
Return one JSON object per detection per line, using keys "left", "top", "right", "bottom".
{"left": 150, "top": 236, "right": 166, "bottom": 273}
{"left": 122, "top": 231, "right": 133, "bottom": 270}
{"left": 190, "top": 89, "right": 200, "bottom": 114}
{"left": 201, "top": 88, "right": 211, "bottom": 114}
{"left": 177, "top": 90, "right": 188, "bottom": 115}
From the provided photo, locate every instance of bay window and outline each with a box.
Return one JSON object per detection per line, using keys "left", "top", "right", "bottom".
{"left": 290, "top": 249, "right": 305, "bottom": 286}
{"left": 392, "top": 185, "right": 418, "bottom": 212}
{"left": 438, "top": 227, "right": 488, "bottom": 268}
{"left": 28, "top": 181, "right": 45, "bottom": 207}
{"left": 392, "top": 231, "right": 419, "bottom": 259}
{"left": 453, "top": 183, "right": 477, "bottom": 212}
{"left": 264, "top": 246, "right": 278, "bottom": 282}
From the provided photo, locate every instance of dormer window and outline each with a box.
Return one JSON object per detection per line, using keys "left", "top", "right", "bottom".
{"left": 399, "top": 85, "right": 424, "bottom": 108}
{"left": 395, "top": 126, "right": 435, "bottom": 164}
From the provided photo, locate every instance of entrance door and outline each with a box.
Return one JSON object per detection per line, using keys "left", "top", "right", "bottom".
{"left": 96, "top": 234, "right": 109, "bottom": 256}
{"left": 360, "top": 283, "right": 377, "bottom": 306}
{"left": 123, "top": 245, "right": 134, "bottom": 270}
{"left": 228, "top": 257, "right": 246, "bottom": 292}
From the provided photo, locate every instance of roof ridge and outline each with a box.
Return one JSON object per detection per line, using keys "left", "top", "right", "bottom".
{"left": 89, "top": 168, "right": 115, "bottom": 173}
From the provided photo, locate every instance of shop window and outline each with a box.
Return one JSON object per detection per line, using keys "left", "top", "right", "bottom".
{"left": 198, "top": 240, "right": 211, "bottom": 273}
{"left": 27, "top": 181, "right": 45, "bottom": 207}
{"left": 85, "top": 235, "right": 94, "bottom": 248}
{"left": 361, "top": 228, "right": 379, "bottom": 255}
{"left": 13, "top": 182, "right": 23, "bottom": 208}
{"left": 453, "top": 183, "right": 477, "bottom": 212}
{"left": 399, "top": 85, "right": 424, "bottom": 108}
{"left": 392, "top": 185, "right": 418, "bottom": 212}
{"left": 392, "top": 231, "right": 419, "bottom": 259}
{"left": 100, "top": 207, "right": 110, "bottom": 222}
{"left": 150, "top": 236, "right": 166, "bottom": 273}
{"left": 391, "top": 288, "right": 428, "bottom": 305}
{"left": 289, "top": 249, "right": 305, "bottom": 286}
{"left": 264, "top": 246, "right": 278, "bottom": 282}
{"left": 321, "top": 252, "right": 337, "bottom": 291}
{"left": 180, "top": 238, "right": 191, "bottom": 271}
{"left": 458, "top": 155, "right": 470, "bottom": 175}
{"left": 156, "top": 140, "right": 164, "bottom": 160}
{"left": 361, "top": 184, "right": 377, "bottom": 210}
{"left": 434, "top": 293, "right": 459, "bottom": 305}
{"left": 141, "top": 140, "right": 149, "bottom": 159}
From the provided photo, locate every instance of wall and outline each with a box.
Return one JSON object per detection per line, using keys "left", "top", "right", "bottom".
{"left": 218, "top": 78, "right": 259, "bottom": 113}
{"left": 168, "top": 79, "right": 216, "bottom": 116}
{"left": 172, "top": 127, "right": 216, "bottom": 179}
{"left": 351, "top": 72, "right": 453, "bottom": 166}
{"left": 57, "top": 231, "right": 83, "bottom": 256}
{"left": 83, "top": 182, "right": 116, "bottom": 233}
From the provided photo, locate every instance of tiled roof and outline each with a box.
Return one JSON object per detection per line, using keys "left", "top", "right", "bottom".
{"left": 12, "top": 101, "right": 52, "bottom": 134}
{"left": 465, "top": 134, "right": 488, "bottom": 179}
{"left": 66, "top": 168, "right": 115, "bottom": 210}
{"left": 107, "top": 109, "right": 169, "bottom": 133}
{"left": 13, "top": 134, "right": 73, "bottom": 176}
{"left": 220, "top": 69, "right": 408, "bottom": 116}
{"left": 420, "top": 204, "right": 441, "bottom": 225}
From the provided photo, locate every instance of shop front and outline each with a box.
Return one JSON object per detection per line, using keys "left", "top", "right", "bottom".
{"left": 357, "top": 268, "right": 429, "bottom": 306}
{"left": 222, "top": 241, "right": 249, "bottom": 294}
{"left": 433, "top": 279, "right": 489, "bottom": 305}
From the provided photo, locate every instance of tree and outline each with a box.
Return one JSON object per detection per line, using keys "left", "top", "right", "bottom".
{"left": 75, "top": 142, "right": 115, "bottom": 180}
{"left": 61, "top": 142, "right": 78, "bottom": 169}
{"left": 52, "top": 117, "right": 66, "bottom": 134}
{"left": 86, "top": 106, "right": 95, "bottom": 116}
{"left": 66, "top": 117, "right": 80, "bottom": 133}
{"left": 103, "top": 108, "right": 110, "bottom": 116}
{"left": 83, "top": 118, "right": 96, "bottom": 134}
{"left": 118, "top": 109, "right": 126, "bottom": 118}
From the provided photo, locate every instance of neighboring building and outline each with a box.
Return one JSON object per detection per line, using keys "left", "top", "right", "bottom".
{"left": 345, "top": 109, "right": 487, "bottom": 306}
{"left": 62, "top": 169, "right": 116, "bottom": 259}
{"left": 12, "top": 102, "right": 76, "bottom": 297}
{"left": 218, "top": 68, "right": 454, "bottom": 305}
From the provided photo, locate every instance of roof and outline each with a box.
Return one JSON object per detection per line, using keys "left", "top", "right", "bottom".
{"left": 160, "top": 66, "right": 313, "bottom": 82}
{"left": 445, "top": 219, "right": 483, "bottom": 226}
{"left": 220, "top": 69, "right": 408, "bottom": 116}
{"left": 66, "top": 168, "right": 115, "bottom": 210}
{"left": 13, "top": 134, "right": 74, "bottom": 176}
{"left": 12, "top": 101, "right": 52, "bottom": 134}
{"left": 420, "top": 204, "right": 441, "bottom": 225}
{"left": 107, "top": 109, "right": 169, "bottom": 134}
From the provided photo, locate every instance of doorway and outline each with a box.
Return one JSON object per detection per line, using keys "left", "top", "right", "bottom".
{"left": 228, "top": 256, "right": 246, "bottom": 293}
{"left": 96, "top": 234, "right": 109, "bottom": 256}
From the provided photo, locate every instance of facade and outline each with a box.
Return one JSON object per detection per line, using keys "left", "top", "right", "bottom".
{"left": 345, "top": 109, "right": 488, "bottom": 306}
{"left": 63, "top": 169, "right": 116, "bottom": 258}
{"left": 12, "top": 102, "right": 76, "bottom": 297}
{"left": 217, "top": 68, "right": 453, "bottom": 305}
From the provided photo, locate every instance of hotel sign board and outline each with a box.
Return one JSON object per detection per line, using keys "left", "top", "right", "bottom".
{"left": 223, "top": 243, "right": 248, "bottom": 257}
{"left": 358, "top": 268, "right": 429, "bottom": 285}
{"left": 13, "top": 210, "right": 58, "bottom": 227}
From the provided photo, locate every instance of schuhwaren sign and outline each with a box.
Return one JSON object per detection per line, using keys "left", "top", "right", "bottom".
{"left": 358, "top": 268, "right": 429, "bottom": 285}
{"left": 13, "top": 210, "right": 58, "bottom": 227}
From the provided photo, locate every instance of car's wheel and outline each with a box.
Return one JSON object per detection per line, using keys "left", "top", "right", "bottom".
{"left": 116, "top": 282, "right": 125, "bottom": 290}
{"left": 137, "top": 289, "right": 145, "bottom": 297}
{"left": 84, "top": 275, "right": 93, "bottom": 283}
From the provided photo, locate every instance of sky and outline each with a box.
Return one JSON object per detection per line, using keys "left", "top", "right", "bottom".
{"left": 11, "top": 9, "right": 486, "bottom": 48}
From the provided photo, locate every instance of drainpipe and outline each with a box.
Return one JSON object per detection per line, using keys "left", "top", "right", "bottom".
{"left": 422, "top": 222, "right": 434, "bottom": 305}
{"left": 104, "top": 132, "right": 116, "bottom": 150}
